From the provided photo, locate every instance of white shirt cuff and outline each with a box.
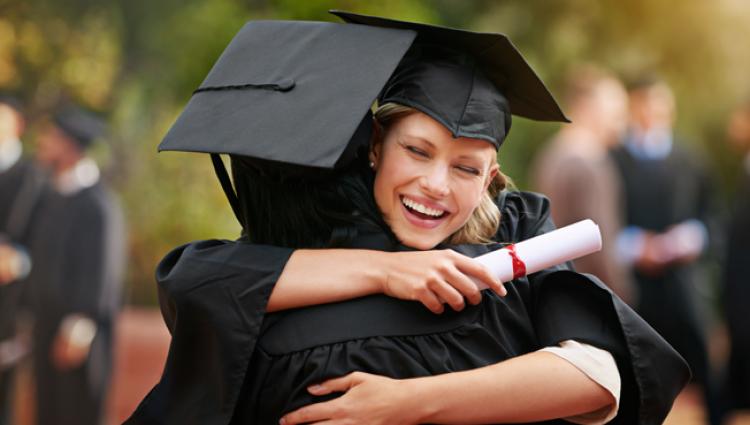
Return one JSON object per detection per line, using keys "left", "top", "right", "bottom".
{"left": 539, "top": 339, "right": 620, "bottom": 425}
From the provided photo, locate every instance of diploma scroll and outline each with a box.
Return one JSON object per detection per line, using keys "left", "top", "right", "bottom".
{"left": 473, "top": 219, "right": 602, "bottom": 289}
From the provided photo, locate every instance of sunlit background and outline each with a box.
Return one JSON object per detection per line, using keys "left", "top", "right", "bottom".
{"left": 1, "top": 0, "right": 749, "bottom": 423}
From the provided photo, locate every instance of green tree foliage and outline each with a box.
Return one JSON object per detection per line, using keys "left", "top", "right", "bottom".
{"left": 1, "top": 0, "right": 747, "bottom": 304}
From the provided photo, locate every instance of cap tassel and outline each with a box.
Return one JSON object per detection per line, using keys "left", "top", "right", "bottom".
{"left": 210, "top": 154, "right": 244, "bottom": 228}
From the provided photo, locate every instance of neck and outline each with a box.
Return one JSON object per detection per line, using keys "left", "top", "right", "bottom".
{"left": 53, "top": 154, "right": 83, "bottom": 178}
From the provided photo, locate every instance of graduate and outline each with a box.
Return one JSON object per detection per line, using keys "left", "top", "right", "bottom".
{"left": 609, "top": 77, "right": 719, "bottom": 424}
{"left": 128, "top": 13, "right": 689, "bottom": 425}
{"left": 24, "top": 105, "right": 125, "bottom": 425}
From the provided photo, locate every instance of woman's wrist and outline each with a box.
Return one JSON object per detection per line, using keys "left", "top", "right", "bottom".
{"left": 402, "top": 376, "right": 442, "bottom": 423}
{"left": 373, "top": 250, "right": 397, "bottom": 295}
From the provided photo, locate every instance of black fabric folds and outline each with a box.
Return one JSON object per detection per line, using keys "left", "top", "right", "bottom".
{"left": 127, "top": 192, "right": 689, "bottom": 425}
{"left": 126, "top": 241, "right": 292, "bottom": 425}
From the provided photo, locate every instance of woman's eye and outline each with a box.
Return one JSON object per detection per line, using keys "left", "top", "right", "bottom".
{"left": 456, "top": 165, "right": 481, "bottom": 176}
{"left": 406, "top": 145, "right": 429, "bottom": 157}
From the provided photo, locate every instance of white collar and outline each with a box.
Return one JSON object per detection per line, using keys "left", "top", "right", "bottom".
{"left": 625, "top": 127, "right": 673, "bottom": 160}
{"left": 55, "top": 157, "right": 100, "bottom": 195}
{"left": 0, "top": 138, "right": 22, "bottom": 173}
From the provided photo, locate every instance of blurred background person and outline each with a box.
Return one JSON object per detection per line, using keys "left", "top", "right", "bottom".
{"left": 609, "top": 77, "right": 720, "bottom": 425}
{"left": 722, "top": 98, "right": 750, "bottom": 418}
{"left": 531, "top": 65, "right": 634, "bottom": 304}
{"left": 0, "top": 95, "right": 44, "bottom": 425}
{"left": 23, "top": 105, "right": 125, "bottom": 425}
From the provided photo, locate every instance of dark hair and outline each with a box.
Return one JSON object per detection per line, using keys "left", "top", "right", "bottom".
{"left": 230, "top": 155, "right": 388, "bottom": 249}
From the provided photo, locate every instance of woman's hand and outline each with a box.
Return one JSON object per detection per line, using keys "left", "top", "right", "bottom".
{"left": 381, "top": 249, "right": 506, "bottom": 314}
{"left": 280, "top": 372, "right": 422, "bottom": 425}
{"left": 269, "top": 248, "right": 505, "bottom": 313}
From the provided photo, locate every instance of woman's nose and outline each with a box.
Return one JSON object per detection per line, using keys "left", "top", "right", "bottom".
{"left": 418, "top": 164, "right": 450, "bottom": 198}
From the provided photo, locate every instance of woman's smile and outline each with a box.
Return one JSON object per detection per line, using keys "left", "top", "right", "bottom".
{"left": 400, "top": 194, "right": 451, "bottom": 228}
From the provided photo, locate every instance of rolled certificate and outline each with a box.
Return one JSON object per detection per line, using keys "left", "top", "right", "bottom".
{"left": 473, "top": 219, "right": 602, "bottom": 289}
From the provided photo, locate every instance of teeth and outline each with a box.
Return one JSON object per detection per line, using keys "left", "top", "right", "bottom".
{"left": 402, "top": 197, "right": 445, "bottom": 217}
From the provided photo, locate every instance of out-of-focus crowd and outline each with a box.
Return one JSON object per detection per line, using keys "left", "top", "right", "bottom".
{"left": 0, "top": 96, "right": 125, "bottom": 425}
{"left": 532, "top": 66, "right": 750, "bottom": 425}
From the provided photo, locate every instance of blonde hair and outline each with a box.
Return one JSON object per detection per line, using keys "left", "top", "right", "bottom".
{"left": 373, "top": 103, "right": 511, "bottom": 244}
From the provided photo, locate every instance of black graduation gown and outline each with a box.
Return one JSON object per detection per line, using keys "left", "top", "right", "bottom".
{"left": 24, "top": 181, "right": 125, "bottom": 425}
{"left": 0, "top": 157, "right": 44, "bottom": 423}
{"left": 723, "top": 166, "right": 750, "bottom": 409}
{"left": 127, "top": 191, "right": 689, "bottom": 425}
{"left": 609, "top": 144, "right": 713, "bottom": 388}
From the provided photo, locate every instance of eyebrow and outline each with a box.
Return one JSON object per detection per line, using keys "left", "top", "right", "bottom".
{"left": 401, "top": 134, "right": 435, "bottom": 148}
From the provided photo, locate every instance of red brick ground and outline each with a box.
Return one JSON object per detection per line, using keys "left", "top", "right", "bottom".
{"left": 108, "top": 307, "right": 170, "bottom": 424}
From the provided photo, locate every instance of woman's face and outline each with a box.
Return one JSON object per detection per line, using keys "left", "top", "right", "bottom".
{"left": 371, "top": 111, "right": 498, "bottom": 250}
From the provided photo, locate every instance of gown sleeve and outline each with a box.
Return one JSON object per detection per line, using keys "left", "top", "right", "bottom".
{"left": 497, "top": 190, "right": 691, "bottom": 425}
{"left": 125, "top": 239, "right": 293, "bottom": 425}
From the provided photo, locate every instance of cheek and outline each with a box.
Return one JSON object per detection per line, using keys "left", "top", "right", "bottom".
{"left": 456, "top": 179, "right": 486, "bottom": 210}
{"left": 372, "top": 169, "right": 400, "bottom": 217}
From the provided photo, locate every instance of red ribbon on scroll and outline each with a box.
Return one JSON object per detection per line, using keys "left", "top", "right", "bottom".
{"left": 505, "top": 244, "right": 527, "bottom": 280}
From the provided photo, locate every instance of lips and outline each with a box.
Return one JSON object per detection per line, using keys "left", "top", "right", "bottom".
{"left": 399, "top": 195, "right": 451, "bottom": 229}
{"left": 401, "top": 196, "right": 447, "bottom": 218}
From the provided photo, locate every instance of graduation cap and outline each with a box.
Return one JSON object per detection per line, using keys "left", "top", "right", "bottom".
{"left": 53, "top": 105, "right": 108, "bottom": 150}
{"left": 159, "top": 14, "right": 566, "bottom": 227}
{"left": 331, "top": 10, "right": 569, "bottom": 149}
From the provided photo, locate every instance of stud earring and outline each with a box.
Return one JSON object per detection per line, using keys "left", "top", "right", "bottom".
{"left": 369, "top": 161, "right": 375, "bottom": 169}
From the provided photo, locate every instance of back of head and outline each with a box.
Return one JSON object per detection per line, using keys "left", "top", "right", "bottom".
{"left": 231, "top": 155, "right": 385, "bottom": 248}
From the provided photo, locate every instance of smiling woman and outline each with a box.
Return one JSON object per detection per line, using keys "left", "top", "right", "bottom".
{"left": 371, "top": 103, "right": 504, "bottom": 249}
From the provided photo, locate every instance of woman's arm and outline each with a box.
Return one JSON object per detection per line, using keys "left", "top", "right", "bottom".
{"left": 280, "top": 350, "right": 615, "bottom": 425}
{"left": 267, "top": 248, "right": 505, "bottom": 314}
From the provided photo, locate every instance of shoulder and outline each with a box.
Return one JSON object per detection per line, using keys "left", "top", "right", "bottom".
{"left": 670, "top": 142, "right": 711, "bottom": 175}
{"left": 70, "top": 183, "right": 117, "bottom": 224}
{"left": 494, "top": 191, "right": 555, "bottom": 243}
{"left": 155, "top": 239, "right": 292, "bottom": 294}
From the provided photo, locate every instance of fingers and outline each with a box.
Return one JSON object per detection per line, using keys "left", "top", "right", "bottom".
{"left": 420, "top": 290, "right": 445, "bottom": 314}
{"left": 441, "top": 263, "right": 482, "bottom": 306}
{"left": 280, "top": 400, "right": 336, "bottom": 425}
{"left": 284, "top": 372, "right": 369, "bottom": 425}
{"left": 452, "top": 252, "right": 506, "bottom": 297}
{"left": 308, "top": 372, "right": 363, "bottom": 395}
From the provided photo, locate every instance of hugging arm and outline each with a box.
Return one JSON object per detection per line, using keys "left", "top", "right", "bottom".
{"left": 281, "top": 350, "right": 615, "bottom": 425}
{"left": 268, "top": 248, "right": 505, "bottom": 314}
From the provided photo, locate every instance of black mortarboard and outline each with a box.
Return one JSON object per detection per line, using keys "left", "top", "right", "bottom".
{"left": 53, "top": 105, "right": 107, "bottom": 149}
{"left": 159, "top": 21, "right": 415, "bottom": 166}
{"left": 158, "top": 20, "right": 416, "bottom": 224}
{"left": 331, "top": 10, "right": 569, "bottom": 149}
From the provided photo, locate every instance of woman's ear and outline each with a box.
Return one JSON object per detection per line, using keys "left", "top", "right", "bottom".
{"left": 484, "top": 163, "right": 500, "bottom": 191}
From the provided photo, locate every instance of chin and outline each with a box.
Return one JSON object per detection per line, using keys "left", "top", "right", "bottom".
{"left": 396, "top": 233, "right": 443, "bottom": 250}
